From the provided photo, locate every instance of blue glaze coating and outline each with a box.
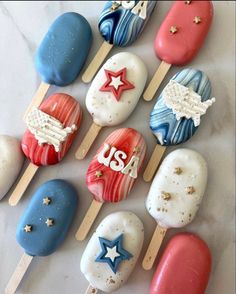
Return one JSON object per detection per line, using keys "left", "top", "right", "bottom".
{"left": 35, "top": 12, "right": 92, "bottom": 86}
{"left": 98, "top": 1, "right": 156, "bottom": 47}
{"left": 16, "top": 179, "right": 78, "bottom": 256}
{"left": 150, "top": 69, "right": 212, "bottom": 146}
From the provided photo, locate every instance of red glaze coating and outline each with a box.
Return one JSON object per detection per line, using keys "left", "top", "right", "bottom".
{"left": 150, "top": 233, "right": 212, "bottom": 294}
{"left": 155, "top": 1, "right": 213, "bottom": 65}
{"left": 22, "top": 93, "right": 82, "bottom": 166}
{"left": 86, "top": 128, "right": 146, "bottom": 203}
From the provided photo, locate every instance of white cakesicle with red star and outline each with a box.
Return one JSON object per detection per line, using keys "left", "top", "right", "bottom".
{"left": 75, "top": 52, "right": 147, "bottom": 160}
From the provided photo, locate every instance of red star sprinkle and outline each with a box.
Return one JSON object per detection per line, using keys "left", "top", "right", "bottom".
{"left": 99, "top": 68, "right": 135, "bottom": 101}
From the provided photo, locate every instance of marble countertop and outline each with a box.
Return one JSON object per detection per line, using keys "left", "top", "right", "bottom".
{"left": 0, "top": 1, "right": 235, "bottom": 294}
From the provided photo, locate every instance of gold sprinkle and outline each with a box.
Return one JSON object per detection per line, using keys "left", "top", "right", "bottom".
{"left": 24, "top": 225, "right": 32, "bottom": 233}
{"left": 43, "top": 197, "right": 51, "bottom": 205}
{"left": 193, "top": 16, "right": 202, "bottom": 24}
{"left": 133, "top": 147, "right": 141, "bottom": 154}
{"left": 186, "top": 186, "right": 195, "bottom": 194}
{"left": 161, "top": 191, "right": 172, "bottom": 201}
{"left": 185, "top": 0, "right": 191, "bottom": 4}
{"left": 170, "top": 26, "right": 178, "bottom": 34}
{"left": 95, "top": 170, "right": 103, "bottom": 178}
{"left": 110, "top": 2, "right": 120, "bottom": 11}
{"left": 45, "top": 218, "right": 54, "bottom": 227}
{"left": 174, "top": 167, "right": 183, "bottom": 175}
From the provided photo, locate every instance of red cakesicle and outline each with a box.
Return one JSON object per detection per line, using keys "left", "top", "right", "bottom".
{"left": 150, "top": 233, "right": 212, "bottom": 294}
{"left": 22, "top": 93, "right": 82, "bottom": 166}
{"left": 8, "top": 93, "right": 82, "bottom": 206}
{"left": 75, "top": 128, "right": 146, "bottom": 241}
{"left": 143, "top": 1, "right": 214, "bottom": 101}
{"left": 155, "top": 0, "right": 214, "bottom": 65}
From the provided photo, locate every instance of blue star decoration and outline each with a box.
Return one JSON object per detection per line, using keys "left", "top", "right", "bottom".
{"left": 95, "top": 234, "right": 133, "bottom": 274}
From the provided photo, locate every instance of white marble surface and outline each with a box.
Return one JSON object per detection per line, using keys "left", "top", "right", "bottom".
{"left": 0, "top": 1, "right": 235, "bottom": 294}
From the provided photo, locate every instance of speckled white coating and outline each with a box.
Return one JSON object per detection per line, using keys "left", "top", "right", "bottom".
{"left": 146, "top": 149, "right": 208, "bottom": 229}
{"left": 0, "top": 135, "right": 24, "bottom": 199}
{"left": 86, "top": 52, "right": 147, "bottom": 127}
{"left": 80, "top": 211, "right": 144, "bottom": 292}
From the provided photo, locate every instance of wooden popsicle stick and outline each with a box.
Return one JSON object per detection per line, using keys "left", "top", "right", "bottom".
{"left": 5, "top": 253, "right": 33, "bottom": 294}
{"left": 143, "top": 145, "right": 166, "bottom": 182}
{"left": 23, "top": 82, "right": 50, "bottom": 121}
{"left": 143, "top": 61, "right": 171, "bottom": 101}
{"left": 8, "top": 163, "right": 39, "bottom": 206}
{"left": 75, "top": 200, "right": 103, "bottom": 241}
{"left": 75, "top": 123, "right": 102, "bottom": 160}
{"left": 82, "top": 41, "right": 113, "bottom": 83}
{"left": 142, "top": 225, "right": 167, "bottom": 271}
{"left": 85, "top": 285, "right": 98, "bottom": 294}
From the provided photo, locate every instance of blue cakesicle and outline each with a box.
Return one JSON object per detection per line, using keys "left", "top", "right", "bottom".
{"left": 35, "top": 12, "right": 92, "bottom": 86}
{"left": 98, "top": 1, "right": 156, "bottom": 47}
{"left": 150, "top": 69, "right": 212, "bottom": 146}
{"left": 16, "top": 179, "right": 78, "bottom": 256}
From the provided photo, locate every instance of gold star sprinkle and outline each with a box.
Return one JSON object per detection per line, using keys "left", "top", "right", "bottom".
{"left": 45, "top": 218, "right": 54, "bottom": 227}
{"left": 133, "top": 147, "right": 141, "bottom": 154}
{"left": 161, "top": 191, "right": 172, "bottom": 201}
{"left": 170, "top": 26, "right": 178, "bottom": 34}
{"left": 185, "top": 1, "right": 191, "bottom": 4}
{"left": 186, "top": 186, "right": 195, "bottom": 194}
{"left": 24, "top": 225, "right": 32, "bottom": 233}
{"left": 110, "top": 2, "right": 120, "bottom": 11}
{"left": 43, "top": 197, "right": 51, "bottom": 205}
{"left": 193, "top": 16, "right": 202, "bottom": 24}
{"left": 174, "top": 167, "right": 183, "bottom": 175}
{"left": 95, "top": 171, "right": 103, "bottom": 178}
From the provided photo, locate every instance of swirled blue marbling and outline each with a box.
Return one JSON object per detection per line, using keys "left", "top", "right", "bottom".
{"left": 16, "top": 179, "right": 78, "bottom": 256}
{"left": 35, "top": 12, "right": 92, "bottom": 86}
{"left": 98, "top": 1, "right": 156, "bottom": 47}
{"left": 150, "top": 69, "right": 212, "bottom": 146}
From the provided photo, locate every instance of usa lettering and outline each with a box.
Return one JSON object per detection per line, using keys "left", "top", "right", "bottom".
{"left": 97, "top": 143, "right": 139, "bottom": 178}
{"left": 112, "top": 1, "right": 148, "bottom": 19}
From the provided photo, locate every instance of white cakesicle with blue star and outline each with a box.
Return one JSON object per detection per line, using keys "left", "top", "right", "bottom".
{"left": 80, "top": 211, "right": 144, "bottom": 293}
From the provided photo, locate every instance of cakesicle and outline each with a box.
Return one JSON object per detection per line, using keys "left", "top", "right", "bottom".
{"left": 82, "top": 1, "right": 156, "bottom": 83}
{"left": 9, "top": 93, "right": 82, "bottom": 206}
{"left": 75, "top": 52, "right": 147, "bottom": 160}
{"left": 0, "top": 135, "right": 24, "bottom": 200}
{"left": 24, "top": 12, "right": 92, "bottom": 119}
{"left": 143, "top": 1, "right": 213, "bottom": 101}
{"left": 143, "top": 148, "right": 208, "bottom": 270}
{"left": 150, "top": 233, "right": 212, "bottom": 294}
{"left": 5, "top": 179, "right": 78, "bottom": 294}
{"left": 81, "top": 211, "right": 144, "bottom": 293}
{"left": 76, "top": 128, "right": 146, "bottom": 240}
{"left": 143, "top": 68, "right": 215, "bottom": 182}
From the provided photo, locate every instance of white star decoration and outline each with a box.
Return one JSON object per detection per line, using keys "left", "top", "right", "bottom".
{"left": 110, "top": 76, "right": 124, "bottom": 90}
{"left": 105, "top": 246, "right": 121, "bottom": 262}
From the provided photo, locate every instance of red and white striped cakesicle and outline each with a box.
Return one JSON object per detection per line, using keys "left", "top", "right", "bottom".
{"left": 75, "top": 128, "right": 146, "bottom": 241}
{"left": 9, "top": 93, "right": 82, "bottom": 206}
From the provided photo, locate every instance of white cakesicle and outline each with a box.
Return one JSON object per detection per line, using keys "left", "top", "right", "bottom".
{"left": 86, "top": 52, "right": 147, "bottom": 127}
{"left": 80, "top": 211, "right": 144, "bottom": 293}
{"left": 0, "top": 135, "right": 24, "bottom": 199}
{"left": 146, "top": 149, "right": 208, "bottom": 229}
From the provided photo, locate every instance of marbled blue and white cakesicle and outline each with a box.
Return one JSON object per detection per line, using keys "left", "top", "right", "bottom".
{"left": 82, "top": 1, "right": 156, "bottom": 83}
{"left": 5, "top": 180, "right": 78, "bottom": 293}
{"left": 99, "top": 1, "right": 157, "bottom": 47}
{"left": 143, "top": 69, "right": 215, "bottom": 182}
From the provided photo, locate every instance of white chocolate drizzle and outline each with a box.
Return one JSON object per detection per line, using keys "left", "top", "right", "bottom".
{"left": 26, "top": 107, "right": 77, "bottom": 152}
{"left": 163, "top": 80, "right": 216, "bottom": 127}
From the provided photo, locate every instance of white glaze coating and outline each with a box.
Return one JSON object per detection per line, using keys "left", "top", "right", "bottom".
{"left": 163, "top": 80, "right": 216, "bottom": 127}
{"left": 0, "top": 135, "right": 24, "bottom": 199}
{"left": 86, "top": 52, "right": 147, "bottom": 127}
{"left": 80, "top": 211, "right": 144, "bottom": 293}
{"left": 146, "top": 149, "right": 208, "bottom": 229}
{"left": 26, "top": 107, "right": 77, "bottom": 152}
